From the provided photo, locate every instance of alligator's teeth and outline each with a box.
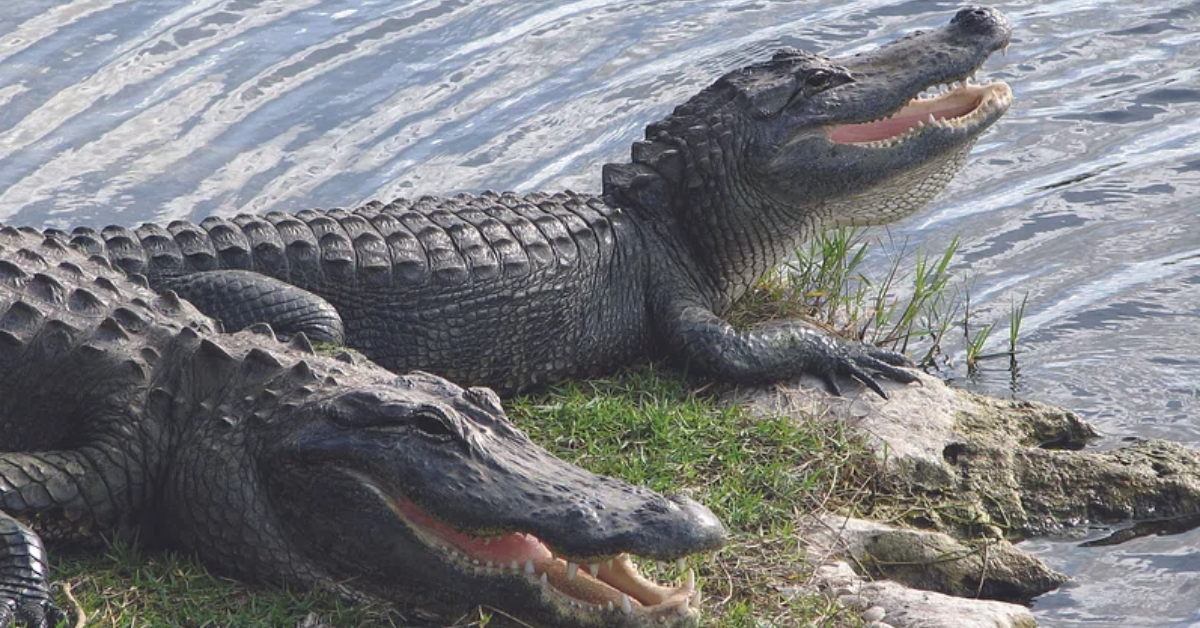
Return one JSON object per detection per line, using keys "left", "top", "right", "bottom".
{"left": 606, "top": 558, "right": 614, "bottom": 570}
{"left": 621, "top": 593, "right": 633, "bottom": 616}
{"left": 511, "top": 560, "right": 519, "bottom": 571}
{"left": 691, "top": 587, "right": 704, "bottom": 609}
{"left": 486, "top": 560, "right": 493, "bottom": 569}
{"left": 607, "top": 601, "right": 615, "bottom": 612}
{"left": 685, "top": 569, "right": 696, "bottom": 591}
{"left": 927, "top": 113, "right": 937, "bottom": 126}
{"left": 540, "top": 572, "right": 548, "bottom": 586}
{"left": 525, "top": 559, "right": 535, "bottom": 574}
{"left": 567, "top": 562, "right": 578, "bottom": 581}
{"left": 589, "top": 562, "right": 600, "bottom": 577}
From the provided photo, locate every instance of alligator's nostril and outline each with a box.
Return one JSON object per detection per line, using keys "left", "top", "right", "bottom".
{"left": 951, "top": 6, "right": 1000, "bottom": 31}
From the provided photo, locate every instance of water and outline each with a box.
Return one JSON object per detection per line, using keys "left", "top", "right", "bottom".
{"left": 1, "top": 1, "right": 1198, "bottom": 625}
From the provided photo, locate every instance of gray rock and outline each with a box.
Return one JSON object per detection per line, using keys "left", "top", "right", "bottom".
{"left": 811, "top": 561, "right": 1036, "bottom": 628}
{"left": 806, "top": 515, "right": 1066, "bottom": 602}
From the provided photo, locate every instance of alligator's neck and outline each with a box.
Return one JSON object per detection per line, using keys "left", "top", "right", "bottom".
{"left": 603, "top": 160, "right": 818, "bottom": 314}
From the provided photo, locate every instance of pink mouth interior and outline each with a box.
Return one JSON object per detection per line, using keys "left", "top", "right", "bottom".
{"left": 396, "top": 496, "right": 552, "bottom": 564}
{"left": 828, "top": 95, "right": 980, "bottom": 143}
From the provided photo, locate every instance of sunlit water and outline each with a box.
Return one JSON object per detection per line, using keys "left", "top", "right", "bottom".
{"left": 2, "top": 1, "right": 1198, "bottom": 625}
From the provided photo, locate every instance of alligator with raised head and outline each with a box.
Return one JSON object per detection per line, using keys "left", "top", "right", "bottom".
{"left": 64, "top": 7, "right": 1013, "bottom": 397}
{"left": 0, "top": 226, "right": 725, "bottom": 628}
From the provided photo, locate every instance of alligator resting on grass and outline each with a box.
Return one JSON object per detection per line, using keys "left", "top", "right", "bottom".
{"left": 64, "top": 7, "right": 1013, "bottom": 396}
{"left": 0, "top": 226, "right": 725, "bottom": 628}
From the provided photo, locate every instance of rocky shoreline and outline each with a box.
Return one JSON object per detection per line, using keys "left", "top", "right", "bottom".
{"left": 725, "top": 373, "right": 1200, "bottom": 628}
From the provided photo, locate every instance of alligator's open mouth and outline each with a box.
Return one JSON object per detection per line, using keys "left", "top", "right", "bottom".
{"left": 356, "top": 473, "right": 703, "bottom": 621}
{"left": 828, "top": 79, "right": 1012, "bottom": 147}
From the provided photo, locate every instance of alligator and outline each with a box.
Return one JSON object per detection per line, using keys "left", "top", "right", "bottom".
{"left": 62, "top": 7, "right": 1014, "bottom": 397}
{"left": 0, "top": 226, "right": 726, "bottom": 628}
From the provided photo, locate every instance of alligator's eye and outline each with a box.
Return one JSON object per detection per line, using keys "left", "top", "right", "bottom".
{"left": 805, "top": 69, "right": 834, "bottom": 88}
{"left": 412, "top": 409, "right": 457, "bottom": 440}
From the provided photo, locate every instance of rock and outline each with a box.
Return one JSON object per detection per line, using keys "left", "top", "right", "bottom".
{"left": 731, "top": 371, "right": 1200, "bottom": 538}
{"left": 810, "top": 561, "right": 1037, "bottom": 628}
{"left": 728, "top": 371, "right": 1200, "bottom": 628}
{"left": 805, "top": 515, "right": 1066, "bottom": 602}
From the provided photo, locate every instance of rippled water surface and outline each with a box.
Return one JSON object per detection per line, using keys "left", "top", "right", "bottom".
{"left": 3, "top": 0, "right": 1199, "bottom": 625}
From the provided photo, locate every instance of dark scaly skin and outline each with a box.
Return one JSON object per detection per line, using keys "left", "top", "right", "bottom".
{"left": 66, "top": 7, "right": 1011, "bottom": 397}
{"left": 0, "top": 227, "right": 724, "bottom": 628}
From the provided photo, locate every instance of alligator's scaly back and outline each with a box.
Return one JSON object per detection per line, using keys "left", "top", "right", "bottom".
{"left": 61, "top": 7, "right": 1012, "bottom": 398}
{"left": 0, "top": 227, "right": 724, "bottom": 628}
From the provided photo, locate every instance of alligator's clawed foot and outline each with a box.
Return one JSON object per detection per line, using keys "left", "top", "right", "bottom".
{"left": 0, "top": 596, "right": 65, "bottom": 628}
{"left": 816, "top": 340, "right": 918, "bottom": 400}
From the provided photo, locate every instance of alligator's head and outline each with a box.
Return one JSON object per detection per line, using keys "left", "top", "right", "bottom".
{"left": 603, "top": 6, "right": 1013, "bottom": 299}
{"left": 228, "top": 363, "right": 725, "bottom": 627}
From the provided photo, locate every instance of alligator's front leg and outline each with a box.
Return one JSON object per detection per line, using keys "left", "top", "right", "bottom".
{"left": 0, "top": 450, "right": 136, "bottom": 628}
{"left": 661, "top": 298, "right": 917, "bottom": 398}
{"left": 157, "top": 270, "right": 345, "bottom": 345}
{"left": 0, "top": 514, "right": 60, "bottom": 628}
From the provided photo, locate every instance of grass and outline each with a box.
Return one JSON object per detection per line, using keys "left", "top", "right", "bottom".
{"left": 731, "top": 227, "right": 1025, "bottom": 378}
{"left": 49, "top": 541, "right": 401, "bottom": 628}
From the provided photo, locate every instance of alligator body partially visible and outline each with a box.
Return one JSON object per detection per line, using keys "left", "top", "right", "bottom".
{"left": 0, "top": 226, "right": 725, "bottom": 628}
{"left": 66, "top": 7, "right": 1013, "bottom": 396}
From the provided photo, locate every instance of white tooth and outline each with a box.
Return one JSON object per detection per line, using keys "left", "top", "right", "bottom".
{"left": 606, "top": 558, "right": 614, "bottom": 569}
{"left": 657, "top": 561, "right": 667, "bottom": 571}
{"left": 472, "top": 559, "right": 480, "bottom": 565}
{"left": 621, "top": 593, "right": 633, "bottom": 616}
{"left": 685, "top": 569, "right": 696, "bottom": 591}
{"left": 486, "top": 561, "right": 493, "bottom": 569}
{"left": 540, "top": 572, "right": 548, "bottom": 585}
{"left": 927, "top": 113, "right": 937, "bottom": 126}
{"left": 511, "top": 560, "right": 519, "bottom": 571}
{"left": 590, "top": 563, "right": 600, "bottom": 577}
{"left": 916, "top": 120, "right": 925, "bottom": 129}
{"left": 677, "top": 558, "right": 687, "bottom": 570}
{"left": 525, "top": 559, "right": 535, "bottom": 574}
{"left": 691, "top": 588, "right": 704, "bottom": 609}
{"left": 567, "top": 562, "right": 578, "bottom": 581}
{"left": 607, "top": 601, "right": 615, "bottom": 612}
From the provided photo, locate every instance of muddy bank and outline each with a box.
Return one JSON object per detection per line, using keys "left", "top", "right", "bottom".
{"left": 726, "top": 372, "right": 1200, "bottom": 628}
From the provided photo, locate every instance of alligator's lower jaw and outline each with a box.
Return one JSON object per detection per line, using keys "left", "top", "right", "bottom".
{"left": 827, "top": 81, "right": 1013, "bottom": 147}
{"left": 385, "top": 490, "right": 701, "bottom": 621}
